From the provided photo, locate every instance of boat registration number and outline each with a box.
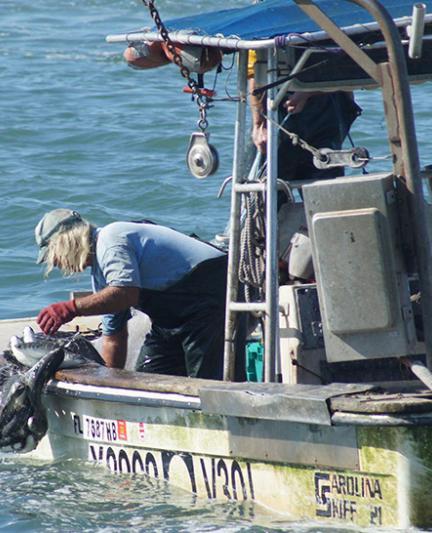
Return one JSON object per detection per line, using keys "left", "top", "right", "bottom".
{"left": 83, "top": 415, "right": 128, "bottom": 442}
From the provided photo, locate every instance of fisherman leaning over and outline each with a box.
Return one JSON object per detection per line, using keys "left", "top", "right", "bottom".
{"left": 34, "top": 208, "right": 244, "bottom": 380}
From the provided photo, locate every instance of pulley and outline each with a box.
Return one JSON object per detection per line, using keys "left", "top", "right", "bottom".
{"left": 186, "top": 132, "right": 219, "bottom": 179}
{"left": 313, "top": 147, "right": 370, "bottom": 169}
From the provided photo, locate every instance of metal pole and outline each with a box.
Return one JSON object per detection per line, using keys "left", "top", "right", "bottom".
{"left": 223, "top": 50, "right": 248, "bottom": 381}
{"left": 106, "top": 32, "right": 278, "bottom": 50}
{"left": 408, "top": 3, "right": 426, "bottom": 59}
{"left": 264, "top": 48, "right": 278, "bottom": 383}
{"left": 106, "top": 16, "right": 430, "bottom": 48}
{"left": 272, "top": 49, "right": 313, "bottom": 110}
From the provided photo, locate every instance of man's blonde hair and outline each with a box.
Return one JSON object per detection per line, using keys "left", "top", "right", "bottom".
{"left": 45, "top": 220, "right": 94, "bottom": 276}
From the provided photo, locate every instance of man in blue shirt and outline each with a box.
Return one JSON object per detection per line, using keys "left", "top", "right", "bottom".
{"left": 34, "top": 208, "right": 235, "bottom": 380}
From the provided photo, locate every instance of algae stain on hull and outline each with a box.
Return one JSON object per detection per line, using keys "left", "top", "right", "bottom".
{"left": 405, "top": 426, "right": 432, "bottom": 528}
{"left": 357, "top": 425, "right": 432, "bottom": 529}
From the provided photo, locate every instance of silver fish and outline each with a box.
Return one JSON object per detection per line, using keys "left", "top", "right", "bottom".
{"left": 0, "top": 345, "right": 65, "bottom": 452}
{"left": 9, "top": 327, "right": 105, "bottom": 369}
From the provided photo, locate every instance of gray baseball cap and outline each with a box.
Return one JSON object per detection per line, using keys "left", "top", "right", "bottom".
{"left": 35, "top": 208, "right": 82, "bottom": 264}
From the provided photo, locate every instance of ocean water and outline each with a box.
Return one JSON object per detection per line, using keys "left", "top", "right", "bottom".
{"left": 1, "top": 0, "right": 432, "bottom": 531}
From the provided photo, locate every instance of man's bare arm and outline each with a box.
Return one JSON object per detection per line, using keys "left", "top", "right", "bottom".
{"left": 74, "top": 286, "right": 140, "bottom": 316}
{"left": 249, "top": 78, "right": 267, "bottom": 154}
{"left": 102, "top": 325, "right": 128, "bottom": 368}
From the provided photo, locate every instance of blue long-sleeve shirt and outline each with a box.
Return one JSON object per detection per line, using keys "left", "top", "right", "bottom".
{"left": 91, "top": 222, "right": 225, "bottom": 335}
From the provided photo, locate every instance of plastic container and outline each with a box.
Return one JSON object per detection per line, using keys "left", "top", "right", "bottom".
{"left": 246, "top": 341, "right": 264, "bottom": 382}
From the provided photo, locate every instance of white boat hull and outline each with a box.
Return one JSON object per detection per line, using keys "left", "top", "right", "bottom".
{"left": 25, "top": 376, "right": 432, "bottom": 530}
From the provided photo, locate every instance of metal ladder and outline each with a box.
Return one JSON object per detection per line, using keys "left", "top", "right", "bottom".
{"left": 223, "top": 49, "right": 280, "bottom": 383}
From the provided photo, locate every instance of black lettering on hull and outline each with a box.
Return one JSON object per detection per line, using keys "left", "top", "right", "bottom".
{"left": 118, "top": 449, "right": 131, "bottom": 473}
{"left": 231, "top": 461, "right": 247, "bottom": 500}
{"left": 217, "top": 459, "right": 231, "bottom": 499}
{"left": 132, "top": 451, "right": 144, "bottom": 473}
{"left": 314, "top": 471, "right": 384, "bottom": 524}
{"left": 162, "top": 451, "right": 197, "bottom": 494}
{"left": 145, "top": 452, "right": 158, "bottom": 478}
{"left": 200, "top": 458, "right": 213, "bottom": 499}
{"left": 106, "top": 447, "right": 117, "bottom": 472}
{"left": 73, "top": 414, "right": 83, "bottom": 435}
{"left": 87, "top": 444, "right": 254, "bottom": 505}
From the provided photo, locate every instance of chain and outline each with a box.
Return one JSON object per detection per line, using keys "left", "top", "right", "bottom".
{"left": 142, "top": 0, "right": 209, "bottom": 131}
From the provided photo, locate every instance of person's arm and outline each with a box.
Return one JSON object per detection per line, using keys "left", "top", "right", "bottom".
{"left": 102, "top": 325, "right": 128, "bottom": 368}
{"left": 249, "top": 78, "right": 317, "bottom": 152}
{"left": 74, "top": 286, "right": 139, "bottom": 316}
{"left": 249, "top": 78, "right": 267, "bottom": 154}
{"left": 76, "top": 288, "right": 138, "bottom": 369}
{"left": 37, "top": 286, "right": 140, "bottom": 335}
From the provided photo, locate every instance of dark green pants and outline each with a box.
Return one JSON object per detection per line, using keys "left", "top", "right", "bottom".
{"left": 135, "top": 256, "right": 245, "bottom": 381}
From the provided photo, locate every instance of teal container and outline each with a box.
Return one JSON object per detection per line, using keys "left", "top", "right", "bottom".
{"left": 246, "top": 341, "right": 264, "bottom": 382}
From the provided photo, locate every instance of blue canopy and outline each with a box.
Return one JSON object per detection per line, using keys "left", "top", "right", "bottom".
{"left": 162, "top": 0, "right": 432, "bottom": 41}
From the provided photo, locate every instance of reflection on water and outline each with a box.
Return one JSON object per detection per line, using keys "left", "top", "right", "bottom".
{"left": 0, "top": 457, "right": 255, "bottom": 531}
{"left": 0, "top": 457, "right": 251, "bottom": 531}
{"left": 0, "top": 456, "right": 397, "bottom": 532}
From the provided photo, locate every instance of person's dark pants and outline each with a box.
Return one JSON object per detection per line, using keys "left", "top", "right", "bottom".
{"left": 135, "top": 256, "right": 246, "bottom": 381}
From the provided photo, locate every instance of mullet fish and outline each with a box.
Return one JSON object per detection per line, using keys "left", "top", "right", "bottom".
{"left": 0, "top": 345, "right": 65, "bottom": 452}
{"left": 9, "top": 326, "right": 105, "bottom": 368}
{"left": 0, "top": 327, "right": 105, "bottom": 453}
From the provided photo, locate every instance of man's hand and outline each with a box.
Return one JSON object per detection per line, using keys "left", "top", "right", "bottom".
{"left": 252, "top": 122, "right": 268, "bottom": 154}
{"left": 37, "top": 300, "right": 78, "bottom": 335}
{"left": 251, "top": 92, "right": 312, "bottom": 153}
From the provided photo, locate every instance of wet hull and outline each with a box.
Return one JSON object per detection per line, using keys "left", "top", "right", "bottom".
{"left": 29, "top": 371, "right": 432, "bottom": 530}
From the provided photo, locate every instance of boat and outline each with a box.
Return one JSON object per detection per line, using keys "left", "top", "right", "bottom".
{"left": 2, "top": 0, "right": 432, "bottom": 528}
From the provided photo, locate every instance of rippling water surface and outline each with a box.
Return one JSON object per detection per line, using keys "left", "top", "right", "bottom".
{"left": 1, "top": 0, "right": 432, "bottom": 531}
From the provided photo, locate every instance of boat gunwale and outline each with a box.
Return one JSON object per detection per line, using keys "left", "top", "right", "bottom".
{"left": 46, "top": 378, "right": 432, "bottom": 427}
{"left": 46, "top": 379, "right": 201, "bottom": 409}
{"left": 332, "top": 410, "right": 432, "bottom": 426}
{"left": 48, "top": 368, "right": 432, "bottom": 426}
